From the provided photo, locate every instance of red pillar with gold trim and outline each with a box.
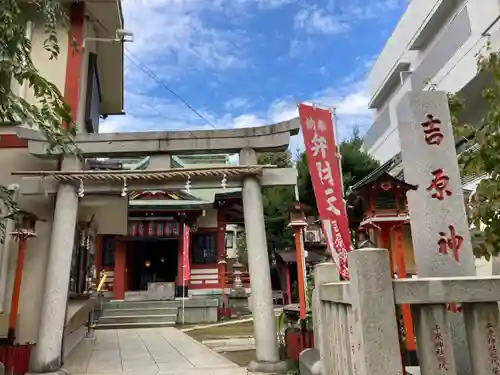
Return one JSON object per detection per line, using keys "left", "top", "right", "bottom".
{"left": 114, "top": 239, "right": 126, "bottom": 300}
{"left": 217, "top": 210, "right": 226, "bottom": 289}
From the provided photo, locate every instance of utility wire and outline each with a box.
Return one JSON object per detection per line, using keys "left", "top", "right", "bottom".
{"left": 123, "top": 50, "right": 217, "bottom": 129}
{"left": 87, "top": 11, "right": 217, "bottom": 129}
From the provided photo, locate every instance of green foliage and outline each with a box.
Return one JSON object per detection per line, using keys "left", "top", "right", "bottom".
{"left": 451, "top": 44, "right": 500, "bottom": 259}
{"left": 235, "top": 229, "right": 248, "bottom": 266}
{"left": 235, "top": 151, "right": 295, "bottom": 262}
{"left": 430, "top": 50, "right": 500, "bottom": 259}
{"left": 297, "top": 127, "right": 380, "bottom": 212}
{"left": 259, "top": 151, "right": 295, "bottom": 253}
{"left": 0, "top": 0, "right": 76, "bottom": 243}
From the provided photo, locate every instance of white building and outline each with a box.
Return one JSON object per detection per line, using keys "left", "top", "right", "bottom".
{"left": 363, "top": 0, "right": 500, "bottom": 275}
{"left": 364, "top": 0, "right": 500, "bottom": 163}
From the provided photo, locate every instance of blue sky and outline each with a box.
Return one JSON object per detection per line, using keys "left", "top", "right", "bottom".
{"left": 101, "top": 0, "right": 408, "bottom": 151}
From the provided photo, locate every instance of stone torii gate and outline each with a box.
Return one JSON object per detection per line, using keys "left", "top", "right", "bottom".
{"left": 16, "top": 119, "right": 299, "bottom": 375}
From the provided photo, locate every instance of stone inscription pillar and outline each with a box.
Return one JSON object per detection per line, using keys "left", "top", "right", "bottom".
{"left": 396, "top": 90, "right": 475, "bottom": 374}
{"left": 240, "top": 147, "right": 286, "bottom": 374}
{"left": 29, "top": 183, "right": 79, "bottom": 374}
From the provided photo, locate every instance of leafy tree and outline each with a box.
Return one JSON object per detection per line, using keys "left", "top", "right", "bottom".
{"left": 235, "top": 135, "right": 379, "bottom": 263}
{"left": 0, "top": 0, "right": 76, "bottom": 242}
{"left": 236, "top": 151, "right": 295, "bottom": 264}
{"left": 297, "top": 127, "right": 380, "bottom": 212}
{"left": 451, "top": 45, "right": 500, "bottom": 259}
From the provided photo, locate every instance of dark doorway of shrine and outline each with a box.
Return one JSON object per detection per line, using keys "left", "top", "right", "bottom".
{"left": 126, "top": 239, "right": 178, "bottom": 291}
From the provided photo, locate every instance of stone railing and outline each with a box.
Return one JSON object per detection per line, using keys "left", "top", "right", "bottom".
{"left": 304, "top": 248, "right": 500, "bottom": 375}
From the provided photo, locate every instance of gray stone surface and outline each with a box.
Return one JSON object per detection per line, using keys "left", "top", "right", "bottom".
{"left": 348, "top": 249, "right": 402, "bottom": 375}
{"left": 396, "top": 90, "right": 475, "bottom": 277}
{"left": 147, "top": 282, "right": 176, "bottom": 300}
{"left": 64, "top": 328, "right": 244, "bottom": 375}
{"left": 412, "top": 304, "right": 456, "bottom": 374}
{"left": 393, "top": 276, "right": 500, "bottom": 304}
{"left": 463, "top": 302, "right": 500, "bottom": 375}
{"left": 240, "top": 148, "right": 282, "bottom": 372}
{"left": 203, "top": 337, "right": 255, "bottom": 352}
{"left": 247, "top": 360, "right": 287, "bottom": 374}
{"left": 299, "top": 349, "right": 322, "bottom": 375}
{"left": 18, "top": 117, "right": 300, "bottom": 156}
{"left": 178, "top": 306, "right": 218, "bottom": 324}
{"left": 396, "top": 90, "right": 475, "bottom": 374}
{"left": 312, "top": 262, "right": 339, "bottom": 375}
{"left": 30, "top": 183, "right": 79, "bottom": 373}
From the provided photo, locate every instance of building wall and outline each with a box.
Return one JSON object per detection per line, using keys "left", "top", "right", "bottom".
{"left": 197, "top": 208, "right": 218, "bottom": 228}
{"left": 225, "top": 224, "right": 242, "bottom": 259}
{"left": 364, "top": 0, "right": 500, "bottom": 163}
{"left": 0, "top": 10, "right": 104, "bottom": 343}
{"left": 23, "top": 22, "right": 69, "bottom": 105}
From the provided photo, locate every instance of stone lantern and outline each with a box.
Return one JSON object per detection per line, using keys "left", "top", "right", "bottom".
{"left": 228, "top": 260, "right": 248, "bottom": 318}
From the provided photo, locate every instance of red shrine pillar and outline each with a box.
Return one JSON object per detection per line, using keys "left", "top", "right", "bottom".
{"left": 114, "top": 239, "right": 126, "bottom": 300}
{"left": 176, "top": 229, "right": 184, "bottom": 296}
{"left": 176, "top": 220, "right": 191, "bottom": 297}
{"left": 217, "top": 211, "right": 226, "bottom": 288}
{"left": 393, "top": 225, "right": 416, "bottom": 352}
{"left": 378, "top": 225, "right": 394, "bottom": 274}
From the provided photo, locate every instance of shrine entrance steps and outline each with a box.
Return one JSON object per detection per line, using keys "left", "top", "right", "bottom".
{"left": 95, "top": 298, "right": 219, "bottom": 329}
{"left": 96, "top": 300, "right": 179, "bottom": 329}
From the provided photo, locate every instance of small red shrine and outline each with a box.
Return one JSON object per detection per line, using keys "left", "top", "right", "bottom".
{"left": 347, "top": 169, "right": 418, "bottom": 356}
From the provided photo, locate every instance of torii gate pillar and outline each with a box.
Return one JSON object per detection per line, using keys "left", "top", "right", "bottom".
{"left": 240, "top": 147, "right": 287, "bottom": 374}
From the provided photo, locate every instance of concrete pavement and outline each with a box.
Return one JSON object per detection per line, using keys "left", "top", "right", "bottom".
{"left": 64, "top": 328, "right": 248, "bottom": 375}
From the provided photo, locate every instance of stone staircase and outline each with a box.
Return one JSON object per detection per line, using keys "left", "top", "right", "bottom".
{"left": 95, "top": 300, "right": 180, "bottom": 329}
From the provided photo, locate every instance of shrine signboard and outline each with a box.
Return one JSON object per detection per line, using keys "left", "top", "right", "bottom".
{"left": 396, "top": 90, "right": 475, "bottom": 374}
{"left": 298, "top": 103, "right": 351, "bottom": 279}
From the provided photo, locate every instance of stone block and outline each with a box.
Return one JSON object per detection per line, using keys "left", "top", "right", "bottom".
{"left": 147, "top": 282, "right": 175, "bottom": 300}
{"left": 299, "top": 348, "right": 322, "bottom": 375}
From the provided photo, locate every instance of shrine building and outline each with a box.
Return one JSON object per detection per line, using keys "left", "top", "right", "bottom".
{"left": 347, "top": 154, "right": 491, "bottom": 277}
{"left": 76, "top": 154, "right": 245, "bottom": 300}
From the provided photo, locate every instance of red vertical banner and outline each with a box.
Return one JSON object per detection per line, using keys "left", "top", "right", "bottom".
{"left": 182, "top": 224, "right": 191, "bottom": 283}
{"left": 298, "top": 103, "right": 351, "bottom": 279}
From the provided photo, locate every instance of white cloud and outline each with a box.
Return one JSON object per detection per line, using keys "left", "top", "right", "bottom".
{"left": 100, "top": 0, "right": 376, "bottom": 154}
{"left": 121, "top": 0, "right": 250, "bottom": 73}
{"left": 225, "top": 97, "right": 251, "bottom": 111}
{"left": 294, "top": 0, "right": 407, "bottom": 35}
{"left": 294, "top": 7, "right": 350, "bottom": 35}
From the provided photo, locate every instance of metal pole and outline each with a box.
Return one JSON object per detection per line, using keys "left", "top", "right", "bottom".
{"left": 330, "top": 107, "right": 345, "bottom": 195}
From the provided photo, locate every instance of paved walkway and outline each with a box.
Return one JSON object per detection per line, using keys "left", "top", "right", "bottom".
{"left": 64, "top": 328, "right": 248, "bottom": 375}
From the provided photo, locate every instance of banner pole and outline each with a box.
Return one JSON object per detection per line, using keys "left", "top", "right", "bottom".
{"left": 330, "top": 107, "right": 345, "bottom": 196}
